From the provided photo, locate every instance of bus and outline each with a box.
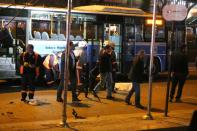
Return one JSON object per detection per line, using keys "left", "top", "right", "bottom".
{"left": 0, "top": 4, "right": 167, "bottom": 79}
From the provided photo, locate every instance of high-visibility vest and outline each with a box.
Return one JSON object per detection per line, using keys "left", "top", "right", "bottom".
{"left": 43, "top": 54, "right": 59, "bottom": 70}
{"left": 20, "top": 52, "right": 39, "bottom": 76}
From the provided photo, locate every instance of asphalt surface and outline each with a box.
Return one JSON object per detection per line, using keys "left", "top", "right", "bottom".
{"left": 0, "top": 69, "right": 196, "bottom": 130}
{"left": 0, "top": 79, "right": 197, "bottom": 130}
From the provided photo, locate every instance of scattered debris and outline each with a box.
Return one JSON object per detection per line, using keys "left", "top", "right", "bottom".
{"left": 6, "top": 112, "right": 13, "bottom": 115}
{"left": 9, "top": 101, "right": 14, "bottom": 104}
{"left": 72, "top": 109, "right": 86, "bottom": 119}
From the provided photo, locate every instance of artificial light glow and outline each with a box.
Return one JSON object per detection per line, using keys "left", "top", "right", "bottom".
{"left": 146, "top": 19, "right": 163, "bottom": 26}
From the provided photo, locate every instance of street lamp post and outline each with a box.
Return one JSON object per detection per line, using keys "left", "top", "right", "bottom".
{"left": 143, "top": 0, "right": 157, "bottom": 120}
{"left": 60, "top": 0, "right": 72, "bottom": 128}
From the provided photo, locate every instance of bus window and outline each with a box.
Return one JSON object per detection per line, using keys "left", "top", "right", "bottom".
{"left": 32, "top": 20, "right": 50, "bottom": 37}
{"left": 135, "top": 24, "right": 143, "bottom": 42}
{"left": 144, "top": 26, "right": 165, "bottom": 42}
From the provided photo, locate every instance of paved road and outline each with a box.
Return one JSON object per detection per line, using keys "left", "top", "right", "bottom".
{"left": 0, "top": 79, "right": 196, "bottom": 130}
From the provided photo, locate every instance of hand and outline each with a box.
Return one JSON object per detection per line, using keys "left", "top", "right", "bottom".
{"left": 29, "top": 64, "right": 35, "bottom": 68}
{"left": 77, "top": 82, "right": 83, "bottom": 86}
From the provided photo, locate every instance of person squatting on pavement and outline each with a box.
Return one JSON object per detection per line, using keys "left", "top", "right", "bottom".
{"left": 43, "top": 53, "right": 59, "bottom": 86}
{"left": 92, "top": 44, "right": 114, "bottom": 100}
{"left": 125, "top": 50, "right": 145, "bottom": 109}
{"left": 19, "top": 44, "right": 41, "bottom": 102}
{"left": 56, "top": 41, "right": 81, "bottom": 103}
{"left": 170, "top": 44, "right": 189, "bottom": 103}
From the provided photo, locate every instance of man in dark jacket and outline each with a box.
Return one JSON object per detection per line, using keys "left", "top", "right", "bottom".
{"left": 57, "top": 41, "right": 80, "bottom": 102}
{"left": 170, "top": 45, "right": 188, "bottom": 102}
{"left": 125, "top": 50, "right": 145, "bottom": 108}
{"left": 93, "top": 45, "right": 114, "bottom": 99}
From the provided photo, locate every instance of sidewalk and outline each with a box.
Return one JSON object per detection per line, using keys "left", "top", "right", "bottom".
{"left": 0, "top": 109, "right": 194, "bottom": 131}
{"left": 0, "top": 81, "right": 197, "bottom": 131}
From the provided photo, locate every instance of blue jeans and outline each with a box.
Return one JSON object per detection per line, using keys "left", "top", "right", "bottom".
{"left": 125, "top": 82, "right": 141, "bottom": 105}
{"left": 93, "top": 72, "right": 113, "bottom": 97}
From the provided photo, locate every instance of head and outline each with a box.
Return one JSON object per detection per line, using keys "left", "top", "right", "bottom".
{"left": 26, "top": 44, "right": 34, "bottom": 54}
{"left": 109, "top": 42, "right": 115, "bottom": 50}
{"left": 104, "top": 45, "right": 112, "bottom": 54}
{"left": 69, "top": 41, "right": 74, "bottom": 50}
{"left": 138, "top": 50, "right": 145, "bottom": 59}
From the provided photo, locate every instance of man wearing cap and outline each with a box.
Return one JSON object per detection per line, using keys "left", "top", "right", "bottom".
{"left": 92, "top": 44, "right": 114, "bottom": 100}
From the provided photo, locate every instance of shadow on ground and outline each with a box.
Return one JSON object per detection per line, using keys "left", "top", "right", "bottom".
{"left": 140, "top": 126, "right": 188, "bottom": 131}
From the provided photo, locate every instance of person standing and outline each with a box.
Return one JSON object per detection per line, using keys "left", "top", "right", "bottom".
{"left": 125, "top": 50, "right": 145, "bottom": 109}
{"left": 19, "top": 44, "right": 41, "bottom": 102}
{"left": 93, "top": 45, "right": 114, "bottom": 100}
{"left": 170, "top": 45, "right": 189, "bottom": 103}
{"left": 57, "top": 41, "right": 80, "bottom": 102}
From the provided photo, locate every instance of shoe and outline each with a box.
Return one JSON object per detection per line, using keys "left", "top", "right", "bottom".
{"left": 135, "top": 104, "right": 144, "bottom": 109}
{"left": 21, "top": 98, "right": 26, "bottom": 102}
{"left": 57, "top": 98, "right": 63, "bottom": 102}
{"left": 125, "top": 99, "right": 131, "bottom": 105}
{"left": 175, "top": 99, "right": 182, "bottom": 103}
{"left": 85, "top": 92, "right": 88, "bottom": 98}
{"left": 21, "top": 99, "right": 29, "bottom": 103}
{"left": 106, "top": 96, "right": 115, "bottom": 100}
{"left": 169, "top": 99, "right": 173, "bottom": 103}
{"left": 72, "top": 98, "right": 81, "bottom": 102}
{"left": 92, "top": 90, "right": 98, "bottom": 98}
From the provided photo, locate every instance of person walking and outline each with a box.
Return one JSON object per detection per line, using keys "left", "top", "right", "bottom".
{"left": 110, "top": 42, "right": 117, "bottom": 93}
{"left": 170, "top": 44, "right": 189, "bottom": 103}
{"left": 125, "top": 50, "right": 145, "bottom": 109}
{"left": 56, "top": 41, "right": 81, "bottom": 103}
{"left": 92, "top": 45, "right": 114, "bottom": 100}
{"left": 19, "top": 44, "right": 41, "bottom": 103}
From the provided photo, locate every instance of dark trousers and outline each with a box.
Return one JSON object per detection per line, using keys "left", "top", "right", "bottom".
{"left": 170, "top": 75, "right": 186, "bottom": 100}
{"left": 57, "top": 74, "right": 78, "bottom": 101}
{"left": 125, "top": 82, "right": 141, "bottom": 105}
{"left": 21, "top": 73, "right": 35, "bottom": 100}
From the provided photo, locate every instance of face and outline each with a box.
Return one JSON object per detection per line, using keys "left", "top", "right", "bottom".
{"left": 69, "top": 42, "right": 74, "bottom": 50}
{"left": 27, "top": 45, "right": 33, "bottom": 54}
{"left": 139, "top": 52, "right": 145, "bottom": 59}
{"left": 106, "top": 47, "right": 112, "bottom": 54}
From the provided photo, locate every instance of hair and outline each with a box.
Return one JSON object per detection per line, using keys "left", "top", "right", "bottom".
{"left": 27, "top": 44, "right": 34, "bottom": 50}
{"left": 133, "top": 50, "right": 145, "bottom": 65}
{"left": 69, "top": 41, "right": 73, "bottom": 46}
{"left": 104, "top": 45, "right": 111, "bottom": 49}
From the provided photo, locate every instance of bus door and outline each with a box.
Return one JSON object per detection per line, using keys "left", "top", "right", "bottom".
{"left": 104, "top": 23, "right": 122, "bottom": 72}
{"left": 123, "top": 24, "right": 136, "bottom": 74}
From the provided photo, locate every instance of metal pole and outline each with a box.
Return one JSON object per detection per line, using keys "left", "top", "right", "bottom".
{"left": 143, "top": 0, "right": 157, "bottom": 120}
{"left": 61, "top": 0, "right": 72, "bottom": 128}
{"left": 164, "top": 22, "right": 174, "bottom": 117}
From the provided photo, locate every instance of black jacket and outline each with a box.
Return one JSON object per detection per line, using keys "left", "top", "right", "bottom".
{"left": 61, "top": 51, "right": 76, "bottom": 79}
{"left": 171, "top": 50, "right": 188, "bottom": 77}
{"left": 99, "top": 52, "right": 112, "bottom": 73}
{"left": 128, "top": 58, "right": 144, "bottom": 83}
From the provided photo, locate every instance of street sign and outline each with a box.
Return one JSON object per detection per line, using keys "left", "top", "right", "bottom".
{"left": 162, "top": 4, "right": 188, "bottom": 21}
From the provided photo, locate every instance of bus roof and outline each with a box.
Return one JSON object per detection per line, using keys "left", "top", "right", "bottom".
{"left": 0, "top": 3, "right": 161, "bottom": 18}
{"left": 73, "top": 5, "right": 159, "bottom": 18}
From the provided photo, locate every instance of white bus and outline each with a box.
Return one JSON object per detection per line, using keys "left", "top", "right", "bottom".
{"left": 0, "top": 4, "right": 167, "bottom": 79}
